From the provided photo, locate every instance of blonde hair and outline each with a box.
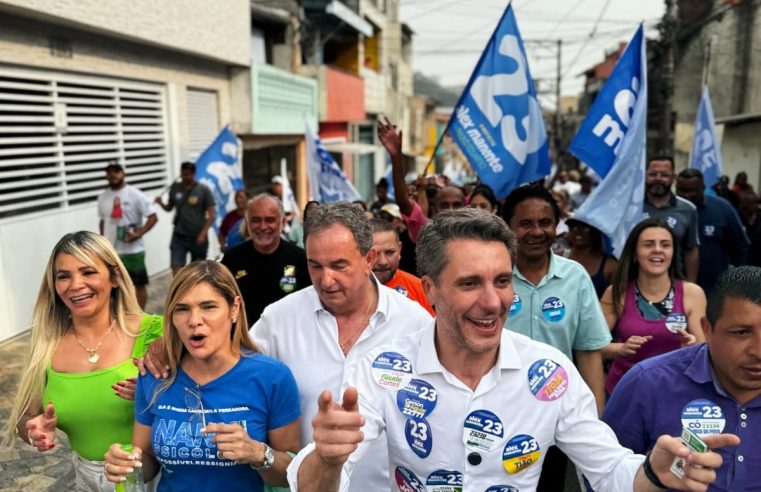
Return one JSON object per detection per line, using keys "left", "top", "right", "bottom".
{"left": 4, "top": 231, "right": 142, "bottom": 447}
{"left": 150, "top": 260, "right": 259, "bottom": 406}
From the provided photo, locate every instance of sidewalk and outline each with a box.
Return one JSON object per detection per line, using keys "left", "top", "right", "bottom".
{"left": 0, "top": 270, "right": 172, "bottom": 491}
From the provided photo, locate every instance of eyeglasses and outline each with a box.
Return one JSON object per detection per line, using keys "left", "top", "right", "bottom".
{"left": 184, "top": 385, "right": 206, "bottom": 437}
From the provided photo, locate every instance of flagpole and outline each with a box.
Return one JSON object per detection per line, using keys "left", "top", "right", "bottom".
{"left": 423, "top": 0, "right": 514, "bottom": 176}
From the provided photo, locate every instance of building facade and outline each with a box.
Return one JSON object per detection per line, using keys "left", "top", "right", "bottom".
{"left": 0, "top": 0, "right": 250, "bottom": 342}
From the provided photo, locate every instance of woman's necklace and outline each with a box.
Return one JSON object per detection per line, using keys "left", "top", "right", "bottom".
{"left": 72, "top": 320, "right": 115, "bottom": 364}
{"left": 339, "top": 293, "right": 376, "bottom": 353}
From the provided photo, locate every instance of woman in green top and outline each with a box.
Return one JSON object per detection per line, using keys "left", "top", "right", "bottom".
{"left": 3, "top": 231, "right": 163, "bottom": 491}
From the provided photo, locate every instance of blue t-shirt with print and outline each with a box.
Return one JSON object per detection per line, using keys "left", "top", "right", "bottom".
{"left": 134, "top": 352, "right": 300, "bottom": 491}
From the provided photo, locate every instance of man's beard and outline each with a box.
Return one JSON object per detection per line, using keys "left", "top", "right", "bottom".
{"left": 646, "top": 182, "right": 669, "bottom": 197}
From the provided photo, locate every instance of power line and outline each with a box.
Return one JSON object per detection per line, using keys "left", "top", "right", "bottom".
{"left": 561, "top": 0, "right": 613, "bottom": 78}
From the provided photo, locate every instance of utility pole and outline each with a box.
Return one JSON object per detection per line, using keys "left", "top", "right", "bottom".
{"left": 554, "top": 39, "right": 563, "bottom": 166}
{"left": 660, "top": 0, "right": 678, "bottom": 154}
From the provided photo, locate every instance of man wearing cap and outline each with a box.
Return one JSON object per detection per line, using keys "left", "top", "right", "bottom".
{"left": 378, "top": 203, "right": 417, "bottom": 275}
{"left": 371, "top": 218, "right": 434, "bottom": 316}
{"left": 97, "top": 161, "right": 158, "bottom": 308}
{"left": 155, "top": 161, "right": 215, "bottom": 275}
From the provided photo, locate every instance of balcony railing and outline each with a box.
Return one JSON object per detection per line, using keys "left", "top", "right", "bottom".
{"left": 252, "top": 63, "right": 318, "bottom": 135}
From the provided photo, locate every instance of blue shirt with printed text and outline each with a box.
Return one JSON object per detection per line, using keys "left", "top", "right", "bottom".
{"left": 134, "top": 353, "right": 300, "bottom": 492}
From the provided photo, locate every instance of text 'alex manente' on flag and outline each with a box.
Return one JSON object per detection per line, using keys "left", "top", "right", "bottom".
{"left": 195, "top": 125, "right": 244, "bottom": 232}
{"left": 569, "top": 24, "right": 647, "bottom": 258}
{"left": 690, "top": 86, "right": 723, "bottom": 188}
{"left": 305, "top": 123, "right": 361, "bottom": 203}
{"left": 447, "top": 4, "right": 550, "bottom": 199}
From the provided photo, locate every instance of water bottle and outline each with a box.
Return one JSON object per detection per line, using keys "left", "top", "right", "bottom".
{"left": 114, "top": 444, "right": 145, "bottom": 492}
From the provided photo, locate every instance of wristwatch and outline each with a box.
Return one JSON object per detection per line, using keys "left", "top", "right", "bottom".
{"left": 251, "top": 443, "right": 275, "bottom": 471}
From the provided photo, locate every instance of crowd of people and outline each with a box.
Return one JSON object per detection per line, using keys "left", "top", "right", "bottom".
{"left": 2, "top": 120, "right": 760, "bottom": 492}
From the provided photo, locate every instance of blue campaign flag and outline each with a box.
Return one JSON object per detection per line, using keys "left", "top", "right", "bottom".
{"left": 447, "top": 4, "right": 550, "bottom": 199}
{"left": 572, "top": 25, "right": 647, "bottom": 258}
{"left": 195, "top": 125, "right": 243, "bottom": 232}
{"left": 305, "top": 123, "right": 361, "bottom": 202}
{"left": 569, "top": 25, "right": 645, "bottom": 179}
{"left": 690, "top": 86, "right": 723, "bottom": 187}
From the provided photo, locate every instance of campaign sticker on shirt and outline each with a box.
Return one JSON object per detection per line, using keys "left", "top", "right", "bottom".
{"left": 665, "top": 312, "right": 687, "bottom": 333}
{"left": 394, "top": 285, "right": 409, "bottom": 297}
{"left": 372, "top": 352, "right": 413, "bottom": 391}
{"left": 426, "top": 469, "right": 463, "bottom": 492}
{"left": 484, "top": 486, "right": 519, "bottom": 492}
{"left": 508, "top": 293, "right": 522, "bottom": 317}
{"left": 463, "top": 409, "right": 504, "bottom": 452}
{"left": 279, "top": 265, "right": 297, "bottom": 293}
{"left": 502, "top": 434, "right": 541, "bottom": 474}
{"left": 174, "top": 191, "right": 183, "bottom": 201}
{"left": 394, "top": 466, "right": 426, "bottom": 492}
{"left": 541, "top": 297, "right": 565, "bottom": 322}
{"left": 187, "top": 195, "right": 199, "bottom": 206}
{"left": 527, "top": 359, "right": 568, "bottom": 401}
{"left": 405, "top": 417, "right": 432, "bottom": 458}
{"left": 396, "top": 379, "right": 438, "bottom": 419}
{"left": 680, "top": 399, "right": 726, "bottom": 436}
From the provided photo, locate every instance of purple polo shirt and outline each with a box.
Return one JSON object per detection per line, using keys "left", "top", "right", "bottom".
{"left": 603, "top": 343, "right": 760, "bottom": 491}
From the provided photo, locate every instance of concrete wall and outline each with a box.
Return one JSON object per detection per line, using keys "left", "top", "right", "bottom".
{"left": 672, "top": 0, "right": 761, "bottom": 180}
{"left": 0, "top": 0, "right": 251, "bottom": 66}
{"left": 0, "top": 14, "right": 234, "bottom": 162}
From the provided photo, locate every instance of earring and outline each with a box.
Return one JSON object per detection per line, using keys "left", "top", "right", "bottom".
{"left": 232, "top": 318, "right": 237, "bottom": 324}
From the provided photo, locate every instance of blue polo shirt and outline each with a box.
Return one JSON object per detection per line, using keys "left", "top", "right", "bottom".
{"left": 695, "top": 194, "right": 749, "bottom": 295}
{"left": 504, "top": 253, "right": 611, "bottom": 359}
{"left": 604, "top": 344, "right": 760, "bottom": 492}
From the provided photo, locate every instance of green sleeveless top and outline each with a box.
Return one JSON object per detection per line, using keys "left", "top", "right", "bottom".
{"left": 42, "top": 314, "right": 163, "bottom": 460}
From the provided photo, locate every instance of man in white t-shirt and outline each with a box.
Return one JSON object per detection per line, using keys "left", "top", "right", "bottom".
{"left": 288, "top": 208, "right": 738, "bottom": 492}
{"left": 251, "top": 202, "right": 432, "bottom": 492}
{"left": 97, "top": 161, "right": 158, "bottom": 307}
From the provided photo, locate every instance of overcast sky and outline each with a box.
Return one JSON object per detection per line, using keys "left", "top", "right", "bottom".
{"left": 401, "top": 0, "right": 665, "bottom": 106}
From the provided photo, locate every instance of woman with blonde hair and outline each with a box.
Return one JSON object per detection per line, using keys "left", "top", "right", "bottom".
{"left": 104, "top": 260, "right": 301, "bottom": 491}
{"left": 4, "top": 231, "right": 163, "bottom": 490}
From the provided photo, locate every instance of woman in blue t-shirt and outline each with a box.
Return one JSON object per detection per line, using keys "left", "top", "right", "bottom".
{"left": 104, "top": 260, "right": 301, "bottom": 490}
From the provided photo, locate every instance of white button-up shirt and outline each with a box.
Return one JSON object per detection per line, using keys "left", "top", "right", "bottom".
{"left": 251, "top": 281, "right": 433, "bottom": 492}
{"left": 288, "top": 322, "right": 645, "bottom": 492}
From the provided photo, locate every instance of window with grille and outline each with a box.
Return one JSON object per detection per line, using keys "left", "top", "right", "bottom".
{"left": 0, "top": 66, "right": 169, "bottom": 219}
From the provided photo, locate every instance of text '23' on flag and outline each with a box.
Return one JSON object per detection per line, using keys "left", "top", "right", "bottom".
{"left": 448, "top": 4, "right": 550, "bottom": 199}
{"left": 569, "top": 24, "right": 647, "bottom": 258}
{"left": 195, "top": 125, "right": 243, "bottom": 232}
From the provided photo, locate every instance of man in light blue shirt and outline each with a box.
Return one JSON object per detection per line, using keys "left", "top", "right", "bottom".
{"left": 502, "top": 184, "right": 611, "bottom": 492}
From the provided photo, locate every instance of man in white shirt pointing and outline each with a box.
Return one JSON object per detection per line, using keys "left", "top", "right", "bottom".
{"left": 288, "top": 207, "right": 739, "bottom": 492}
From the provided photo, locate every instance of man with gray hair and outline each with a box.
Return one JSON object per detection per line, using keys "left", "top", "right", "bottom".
{"left": 288, "top": 207, "right": 738, "bottom": 492}
{"left": 221, "top": 193, "right": 310, "bottom": 324}
{"left": 250, "top": 201, "right": 432, "bottom": 492}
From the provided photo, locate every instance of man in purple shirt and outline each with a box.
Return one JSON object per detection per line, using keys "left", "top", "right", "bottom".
{"left": 604, "top": 266, "right": 761, "bottom": 491}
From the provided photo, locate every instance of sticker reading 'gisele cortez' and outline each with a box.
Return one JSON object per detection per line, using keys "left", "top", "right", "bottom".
{"left": 508, "top": 293, "right": 522, "bottom": 317}
{"left": 502, "top": 434, "right": 541, "bottom": 475}
{"left": 426, "top": 469, "right": 463, "bottom": 492}
{"left": 463, "top": 409, "right": 504, "bottom": 452}
{"left": 394, "top": 466, "right": 426, "bottom": 492}
{"left": 405, "top": 417, "right": 433, "bottom": 458}
{"left": 527, "top": 359, "right": 568, "bottom": 401}
{"left": 397, "top": 379, "right": 438, "bottom": 420}
{"left": 680, "top": 399, "right": 726, "bottom": 436}
{"left": 372, "top": 352, "right": 413, "bottom": 391}
{"left": 541, "top": 297, "right": 565, "bottom": 322}
{"left": 484, "top": 486, "right": 519, "bottom": 492}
